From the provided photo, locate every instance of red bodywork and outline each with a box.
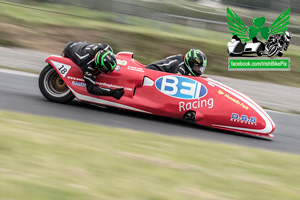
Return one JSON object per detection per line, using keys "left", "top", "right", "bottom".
{"left": 46, "top": 52, "right": 275, "bottom": 137}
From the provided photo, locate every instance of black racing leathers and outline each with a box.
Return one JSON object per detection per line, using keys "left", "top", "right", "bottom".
{"left": 266, "top": 34, "right": 290, "bottom": 51}
{"left": 62, "top": 41, "right": 115, "bottom": 96}
{"left": 145, "top": 55, "right": 190, "bottom": 75}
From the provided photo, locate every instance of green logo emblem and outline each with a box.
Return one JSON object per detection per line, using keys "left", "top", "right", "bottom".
{"left": 227, "top": 7, "right": 290, "bottom": 42}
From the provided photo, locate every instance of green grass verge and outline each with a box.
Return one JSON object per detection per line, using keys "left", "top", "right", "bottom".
{"left": 0, "top": 65, "right": 40, "bottom": 74}
{"left": 1, "top": 110, "right": 300, "bottom": 200}
{"left": 0, "top": 1, "right": 300, "bottom": 87}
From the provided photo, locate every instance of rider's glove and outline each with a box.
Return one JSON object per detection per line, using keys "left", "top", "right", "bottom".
{"left": 112, "top": 88, "right": 124, "bottom": 100}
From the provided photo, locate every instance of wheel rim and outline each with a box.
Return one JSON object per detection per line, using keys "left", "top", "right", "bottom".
{"left": 44, "top": 68, "right": 70, "bottom": 97}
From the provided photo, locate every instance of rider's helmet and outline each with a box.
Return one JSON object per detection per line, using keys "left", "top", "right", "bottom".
{"left": 184, "top": 49, "right": 207, "bottom": 76}
{"left": 94, "top": 50, "right": 117, "bottom": 73}
{"left": 232, "top": 35, "right": 241, "bottom": 42}
{"left": 284, "top": 31, "right": 292, "bottom": 41}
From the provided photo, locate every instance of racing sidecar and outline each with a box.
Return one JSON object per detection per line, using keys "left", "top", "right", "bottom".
{"left": 227, "top": 38, "right": 263, "bottom": 56}
{"left": 39, "top": 52, "right": 275, "bottom": 137}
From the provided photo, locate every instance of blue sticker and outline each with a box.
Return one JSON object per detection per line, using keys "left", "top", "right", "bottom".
{"left": 155, "top": 75, "right": 207, "bottom": 99}
{"left": 231, "top": 113, "right": 257, "bottom": 123}
{"left": 72, "top": 81, "right": 86, "bottom": 87}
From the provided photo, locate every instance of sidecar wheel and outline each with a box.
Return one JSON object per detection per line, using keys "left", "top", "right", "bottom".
{"left": 257, "top": 51, "right": 262, "bottom": 56}
{"left": 39, "top": 64, "right": 74, "bottom": 103}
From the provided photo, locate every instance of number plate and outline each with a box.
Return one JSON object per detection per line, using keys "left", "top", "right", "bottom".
{"left": 51, "top": 61, "right": 71, "bottom": 77}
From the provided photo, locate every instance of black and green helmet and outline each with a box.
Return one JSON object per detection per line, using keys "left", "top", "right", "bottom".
{"left": 184, "top": 49, "right": 207, "bottom": 76}
{"left": 94, "top": 50, "right": 117, "bottom": 73}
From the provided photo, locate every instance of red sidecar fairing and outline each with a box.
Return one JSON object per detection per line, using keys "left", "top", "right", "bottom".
{"left": 45, "top": 52, "right": 275, "bottom": 137}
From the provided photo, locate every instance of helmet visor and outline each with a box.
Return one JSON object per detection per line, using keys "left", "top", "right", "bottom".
{"left": 101, "top": 61, "right": 116, "bottom": 74}
{"left": 192, "top": 62, "right": 206, "bottom": 75}
{"left": 101, "top": 66, "right": 111, "bottom": 74}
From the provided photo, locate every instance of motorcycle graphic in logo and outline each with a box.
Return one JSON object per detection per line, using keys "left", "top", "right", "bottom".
{"left": 227, "top": 7, "right": 291, "bottom": 57}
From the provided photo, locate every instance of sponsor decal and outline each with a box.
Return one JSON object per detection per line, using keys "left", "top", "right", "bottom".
{"left": 68, "top": 76, "right": 132, "bottom": 91}
{"left": 51, "top": 61, "right": 71, "bottom": 77}
{"left": 218, "top": 90, "right": 248, "bottom": 110}
{"left": 127, "top": 66, "right": 144, "bottom": 72}
{"left": 67, "top": 76, "right": 84, "bottom": 81}
{"left": 116, "top": 59, "right": 127, "bottom": 65}
{"left": 179, "top": 98, "right": 213, "bottom": 112}
{"left": 231, "top": 113, "right": 257, "bottom": 125}
{"left": 114, "top": 65, "right": 121, "bottom": 71}
{"left": 155, "top": 75, "right": 207, "bottom": 100}
{"left": 97, "top": 82, "right": 132, "bottom": 91}
{"left": 218, "top": 90, "right": 224, "bottom": 95}
{"left": 72, "top": 81, "right": 86, "bottom": 87}
{"left": 212, "top": 79, "right": 274, "bottom": 134}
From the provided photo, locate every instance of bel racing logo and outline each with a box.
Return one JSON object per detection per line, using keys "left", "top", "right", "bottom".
{"left": 155, "top": 75, "right": 207, "bottom": 99}
{"left": 155, "top": 75, "right": 213, "bottom": 112}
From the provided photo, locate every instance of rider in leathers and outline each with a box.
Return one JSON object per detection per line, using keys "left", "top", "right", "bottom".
{"left": 145, "top": 49, "right": 207, "bottom": 76}
{"left": 264, "top": 31, "right": 291, "bottom": 56}
{"left": 62, "top": 42, "right": 124, "bottom": 100}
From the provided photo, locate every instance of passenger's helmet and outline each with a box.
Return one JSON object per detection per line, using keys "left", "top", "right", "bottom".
{"left": 284, "top": 31, "right": 292, "bottom": 41}
{"left": 94, "top": 50, "right": 117, "bottom": 73}
{"left": 184, "top": 49, "right": 207, "bottom": 76}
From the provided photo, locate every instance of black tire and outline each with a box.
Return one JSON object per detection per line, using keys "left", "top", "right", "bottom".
{"left": 39, "top": 64, "right": 75, "bottom": 103}
{"left": 257, "top": 51, "right": 262, "bottom": 56}
{"left": 229, "top": 53, "right": 242, "bottom": 57}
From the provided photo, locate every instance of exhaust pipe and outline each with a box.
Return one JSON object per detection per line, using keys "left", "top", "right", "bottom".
{"left": 184, "top": 111, "right": 196, "bottom": 120}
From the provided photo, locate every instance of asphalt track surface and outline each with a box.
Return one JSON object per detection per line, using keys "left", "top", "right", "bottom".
{"left": 1, "top": 70, "right": 300, "bottom": 154}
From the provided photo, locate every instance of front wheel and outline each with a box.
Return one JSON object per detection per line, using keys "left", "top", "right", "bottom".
{"left": 39, "top": 64, "right": 74, "bottom": 103}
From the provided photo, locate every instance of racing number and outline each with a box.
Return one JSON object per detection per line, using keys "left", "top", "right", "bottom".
{"left": 58, "top": 65, "right": 68, "bottom": 75}
{"left": 51, "top": 61, "right": 71, "bottom": 78}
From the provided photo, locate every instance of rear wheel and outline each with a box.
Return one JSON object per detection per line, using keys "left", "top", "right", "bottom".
{"left": 257, "top": 51, "right": 262, "bottom": 56}
{"left": 39, "top": 64, "right": 74, "bottom": 103}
